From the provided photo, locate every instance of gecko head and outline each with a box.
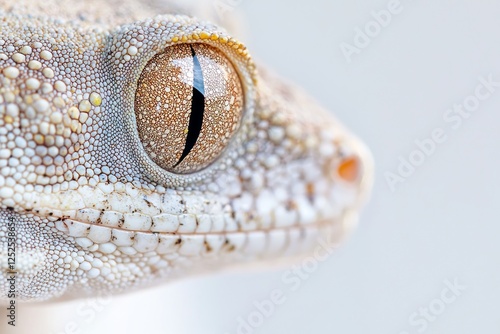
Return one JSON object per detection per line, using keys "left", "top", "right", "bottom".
{"left": 0, "top": 7, "right": 372, "bottom": 302}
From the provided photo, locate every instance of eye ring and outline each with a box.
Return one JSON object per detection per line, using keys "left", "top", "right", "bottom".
{"left": 134, "top": 42, "right": 245, "bottom": 174}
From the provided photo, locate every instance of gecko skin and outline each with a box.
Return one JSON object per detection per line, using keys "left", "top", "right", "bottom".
{"left": 0, "top": 0, "right": 373, "bottom": 302}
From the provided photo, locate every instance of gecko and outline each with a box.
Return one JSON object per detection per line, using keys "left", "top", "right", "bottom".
{"left": 0, "top": 0, "right": 373, "bottom": 302}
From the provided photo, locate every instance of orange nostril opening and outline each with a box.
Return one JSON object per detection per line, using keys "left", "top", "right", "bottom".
{"left": 337, "top": 156, "right": 360, "bottom": 182}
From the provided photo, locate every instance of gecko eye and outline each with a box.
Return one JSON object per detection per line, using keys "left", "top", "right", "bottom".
{"left": 134, "top": 43, "right": 244, "bottom": 174}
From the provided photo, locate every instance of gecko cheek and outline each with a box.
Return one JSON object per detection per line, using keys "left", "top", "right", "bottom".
{"left": 0, "top": 213, "right": 76, "bottom": 302}
{"left": 0, "top": 248, "right": 48, "bottom": 300}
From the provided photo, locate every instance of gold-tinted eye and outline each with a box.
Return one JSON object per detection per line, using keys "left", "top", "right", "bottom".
{"left": 134, "top": 43, "right": 244, "bottom": 174}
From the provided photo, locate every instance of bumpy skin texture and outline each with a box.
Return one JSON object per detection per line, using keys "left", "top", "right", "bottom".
{"left": 0, "top": 0, "right": 373, "bottom": 302}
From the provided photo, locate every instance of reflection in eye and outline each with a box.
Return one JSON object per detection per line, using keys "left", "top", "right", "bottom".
{"left": 174, "top": 45, "right": 205, "bottom": 168}
{"left": 134, "top": 43, "right": 244, "bottom": 174}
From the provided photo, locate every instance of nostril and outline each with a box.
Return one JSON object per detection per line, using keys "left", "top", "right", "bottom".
{"left": 337, "top": 155, "right": 361, "bottom": 183}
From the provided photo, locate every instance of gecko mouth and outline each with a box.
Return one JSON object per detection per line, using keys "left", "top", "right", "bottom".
{"left": 20, "top": 207, "right": 357, "bottom": 259}
{"left": 0, "top": 208, "right": 356, "bottom": 303}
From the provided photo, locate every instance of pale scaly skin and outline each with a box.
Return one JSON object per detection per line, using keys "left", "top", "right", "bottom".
{"left": 0, "top": 0, "right": 373, "bottom": 302}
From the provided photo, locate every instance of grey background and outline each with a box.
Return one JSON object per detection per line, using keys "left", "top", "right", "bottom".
{"left": 13, "top": 1, "right": 500, "bottom": 333}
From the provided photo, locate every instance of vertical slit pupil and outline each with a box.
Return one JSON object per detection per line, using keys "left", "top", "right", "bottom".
{"left": 174, "top": 45, "right": 206, "bottom": 168}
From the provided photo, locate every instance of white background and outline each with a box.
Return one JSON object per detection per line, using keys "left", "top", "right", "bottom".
{"left": 10, "top": 1, "right": 500, "bottom": 333}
